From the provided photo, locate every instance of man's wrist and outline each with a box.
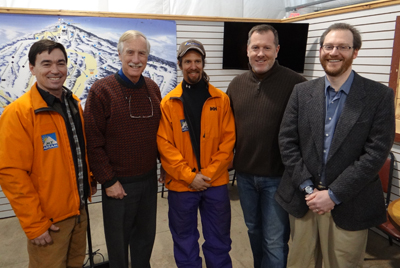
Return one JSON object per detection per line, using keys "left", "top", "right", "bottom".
{"left": 303, "top": 185, "right": 315, "bottom": 195}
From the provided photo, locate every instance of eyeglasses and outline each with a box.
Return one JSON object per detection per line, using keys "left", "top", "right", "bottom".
{"left": 128, "top": 95, "right": 154, "bottom": 118}
{"left": 322, "top": 45, "right": 353, "bottom": 52}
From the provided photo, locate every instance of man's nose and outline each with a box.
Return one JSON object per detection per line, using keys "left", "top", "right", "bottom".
{"left": 132, "top": 52, "right": 143, "bottom": 63}
{"left": 50, "top": 64, "right": 60, "bottom": 73}
{"left": 256, "top": 50, "right": 265, "bottom": 58}
{"left": 189, "top": 62, "right": 197, "bottom": 69}
{"left": 329, "top": 46, "right": 340, "bottom": 55}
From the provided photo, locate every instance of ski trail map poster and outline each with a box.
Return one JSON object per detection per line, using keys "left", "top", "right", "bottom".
{"left": 0, "top": 14, "right": 177, "bottom": 115}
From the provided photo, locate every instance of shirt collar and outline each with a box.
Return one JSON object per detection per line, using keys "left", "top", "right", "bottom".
{"left": 182, "top": 78, "right": 208, "bottom": 91}
{"left": 324, "top": 70, "right": 354, "bottom": 96}
{"left": 37, "top": 85, "right": 71, "bottom": 106}
{"left": 118, "top": 68, "right": 144, "bottom": 88}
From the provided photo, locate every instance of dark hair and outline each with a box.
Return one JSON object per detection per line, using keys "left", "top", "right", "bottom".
{"left": 177, "top": 49, "right": 209, "bottom": 83}
{"left": 247, "top": 24, "right": 279, "bottom": 47}
{"left": 319, "top": 23, "right": 362, "bottom": 50}
{"left": 29, "top": 39, "right": 68, "bottom": 66}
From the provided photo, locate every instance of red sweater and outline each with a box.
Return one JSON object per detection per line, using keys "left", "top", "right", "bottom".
{"left": 84, "top": 74, "right": 161, "bottom": 186}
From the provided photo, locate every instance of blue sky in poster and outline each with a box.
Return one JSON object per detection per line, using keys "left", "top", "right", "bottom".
{"left": 0, "top": 13, "right": 177, "bottom": 62}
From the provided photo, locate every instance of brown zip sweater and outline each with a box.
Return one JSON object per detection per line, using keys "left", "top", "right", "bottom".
{"left": 227, "top": 61, "right": 306, "bottom": 177}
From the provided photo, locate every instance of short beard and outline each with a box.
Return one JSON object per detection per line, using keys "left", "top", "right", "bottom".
{"left": 186, "top": 72, "right": 202, "bottom": 84}
{"left": 320, "top": 55, "right": 353, "bottom": 77}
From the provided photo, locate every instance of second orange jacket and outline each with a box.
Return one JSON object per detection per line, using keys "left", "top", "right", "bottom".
{"left": 157, "top": 82, "right": 235, "bottom": 192}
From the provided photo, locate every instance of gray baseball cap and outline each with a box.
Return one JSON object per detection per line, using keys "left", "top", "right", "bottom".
{"left": 177, "top": 39, "right": 206, "bottom": 58}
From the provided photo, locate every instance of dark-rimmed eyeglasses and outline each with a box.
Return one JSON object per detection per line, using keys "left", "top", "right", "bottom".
{"left": 128, "top": 95, "right": 154, "bottom": 118}
{"left": 322, "top": 45, "right": 353, "bottom": 52}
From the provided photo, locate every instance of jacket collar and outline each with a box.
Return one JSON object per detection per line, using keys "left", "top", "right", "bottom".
{"left": 30, "top": 82, "right": 79, "bottom": 111}
{"left": 170, "top": 80, "right": 222, "bottom": 99}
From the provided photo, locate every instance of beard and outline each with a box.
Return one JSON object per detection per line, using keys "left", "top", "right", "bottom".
{"left": 186, "top": 71, "right": 202, "bottom": 84}
{"left": 320, "top": 53, "right": 354, "bottom": 77}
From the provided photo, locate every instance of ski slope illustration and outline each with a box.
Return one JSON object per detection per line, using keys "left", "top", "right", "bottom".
{"left": 0, "top": 15, "right": 177, "bottom": 115}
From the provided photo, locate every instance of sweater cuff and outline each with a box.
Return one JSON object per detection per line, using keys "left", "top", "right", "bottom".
{"left": 103, "top": 177, "right": 119, "bottom": 188}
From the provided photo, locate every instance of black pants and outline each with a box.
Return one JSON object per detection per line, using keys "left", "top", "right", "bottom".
{"left": 102, "top": 168, "right": 157, "bottom": 268}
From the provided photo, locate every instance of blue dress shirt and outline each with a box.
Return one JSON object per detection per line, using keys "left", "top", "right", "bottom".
{"left": 300, "top": 71, "right": 355, "bottom": 205}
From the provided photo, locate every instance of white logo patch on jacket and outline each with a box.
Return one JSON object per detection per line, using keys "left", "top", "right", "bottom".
{"left": 42, "top": 133, "right": 58, "bottom": 151}
{"left": 180, "top": 119, "right": 189, "bottom": 132}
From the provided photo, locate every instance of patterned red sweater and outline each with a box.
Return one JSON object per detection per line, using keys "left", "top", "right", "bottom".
{"left": 84, "top": 74, "right": 161, "bottom": 186}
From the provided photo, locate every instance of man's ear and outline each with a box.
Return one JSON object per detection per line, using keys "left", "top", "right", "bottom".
{"left": 352, "top": 49, "right": 359, "bottom": 60}
{"left": 29, "top": 64, "right": 35, "bottom": 75}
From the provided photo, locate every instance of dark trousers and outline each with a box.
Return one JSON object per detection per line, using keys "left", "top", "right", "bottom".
{"left": 168, "top": 185, "right": 232, "bottom": 268}
{"left": 102, "top": 168, "right": 157, "bottom": 268}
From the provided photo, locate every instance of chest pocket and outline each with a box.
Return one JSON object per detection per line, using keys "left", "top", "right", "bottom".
{"left": 202, "top": 104, "right": 222, "bottom": 139}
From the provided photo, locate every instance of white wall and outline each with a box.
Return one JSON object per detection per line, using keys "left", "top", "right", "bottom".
{"left": 0, "top": 0, "right": 286, "bottom": 19}
{"left": 1, "top": 3, "right": 400, "bottom": 218}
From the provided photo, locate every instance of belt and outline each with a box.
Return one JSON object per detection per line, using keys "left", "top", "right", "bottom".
{"left": 316, "top": 183, "right": 327, "bottom": 190}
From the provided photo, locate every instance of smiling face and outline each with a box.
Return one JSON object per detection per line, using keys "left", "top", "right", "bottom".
{"left": 118, "top": 36, "right": 148, "bottom": 83}
{"left": 29, "top": 48, "right": 67, "bottom": 96}
{"left": 247, "top": 30, "right": 280, "bottom": 75}
{"left": 179, "top": 50, "right": 204, "bottom": 85}
{"left": 319, "top": 29, "right": 358, "bottom": 79}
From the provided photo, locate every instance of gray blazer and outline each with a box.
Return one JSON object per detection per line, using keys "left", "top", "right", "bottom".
{"left": 275, "top": 72, "right": 395, "bottom": 231}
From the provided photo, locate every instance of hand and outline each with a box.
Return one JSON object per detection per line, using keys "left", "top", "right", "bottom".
{"left": 105, "top": 181, "right": 127, "bottom": 199}
{"left": 306, "top": 189, "right": 335, "bottom": 215}
{"left": 189, "top": 173, "right": 211, "bottom": 191}
{"left": 91, "top": 186, "right": 98, "bottom": 195}
{"left": 158, "top": 165, "right": 166, "bottom": 184}
{"left": 227, "top": 160, "right": 234, "bottom": 170}
{"left": 30, "top": 224, "right": 59, "bottom": 246}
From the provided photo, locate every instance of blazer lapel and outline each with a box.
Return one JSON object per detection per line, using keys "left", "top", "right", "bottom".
{"left": 306, "top": 77, "right": 325, "bottom": 162}
{"left": 327, "top": 73, "right": 366, "bottom": 162}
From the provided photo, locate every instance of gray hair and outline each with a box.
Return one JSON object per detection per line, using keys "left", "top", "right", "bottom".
{"left": 117, "top": 30, "right": 151, "bottom": 55}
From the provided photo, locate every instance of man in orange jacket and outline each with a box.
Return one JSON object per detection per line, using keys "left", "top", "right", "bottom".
{"left": 0, "top": 39, "right": 96, "bottom": 268}
{"left": 157, "top": 40, "right": 236, "bottom": 268}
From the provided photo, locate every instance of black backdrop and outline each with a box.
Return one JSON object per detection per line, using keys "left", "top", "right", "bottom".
{"left": 223, "top": 22, "right": 309, "bottom": 73}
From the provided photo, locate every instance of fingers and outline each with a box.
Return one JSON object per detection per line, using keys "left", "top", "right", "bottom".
{"left": 106, "top": 181, "right": 126, "bottom": 199}
{"left": 49, "top": 224, "right": 59, "bottom": 231}
{"left": 305, "top": 193, "right": 316, "bottom": 201}
{"left": 91, "top": 186, "right": 98, "bottom": 195}
{"left": 43, "top": 233, "right": 53, "bottom": 244}
{"left": 311, "top": 206, "right": 334, "bottom": 214}
{"left": 31, "top": 230, "right": 53, "bottom": 246}
{"left": 188, "top": 182, "right": 210, "bottom": 191}
{"left": 188, "top": 185, "right": 208, "bottom": 191}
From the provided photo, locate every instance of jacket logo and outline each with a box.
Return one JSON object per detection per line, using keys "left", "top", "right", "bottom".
{"left": 180, "top": 119, "right": 189, "bottom": 132}
{"left": 42, "top": 133, "right": 58, "bottom": 151}
{"left": 210, "top": 107, "right": 217, "bottom": 111}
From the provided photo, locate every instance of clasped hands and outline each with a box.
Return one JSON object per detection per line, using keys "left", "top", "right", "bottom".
{"left": 305, "top": 189, "right": 335, "bottom": 215}
{"left": 188, "top": 172, "right": 211, "bottom": 191}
